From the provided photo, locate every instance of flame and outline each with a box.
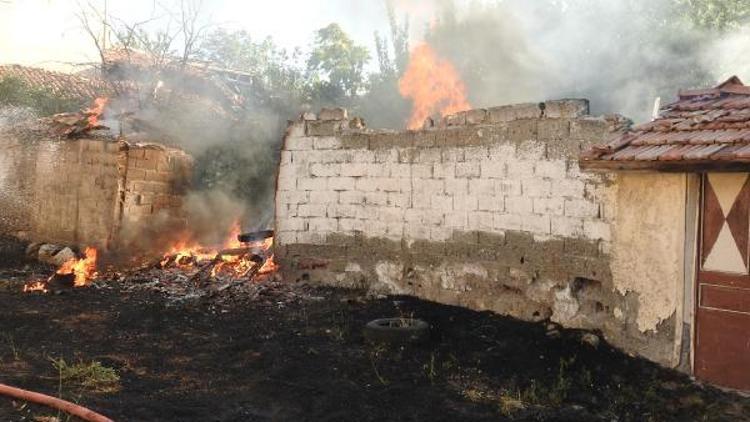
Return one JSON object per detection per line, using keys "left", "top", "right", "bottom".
{"left": 398, "top": 43, "right": 471, "bottom": 129}
{"left": 23, "top": 247, "right": 98, "bottom": 292}
{"left": 86, "top": 97, "right": 109, "bottom": 127}
{"left": 159, "top": 219, "right": 276, "bottom": 281}
{"left": 57, "top": 247, "right": 98, "bottom": 287}
{"left": 23, "top": 281, "right": 48, "bottom": 293}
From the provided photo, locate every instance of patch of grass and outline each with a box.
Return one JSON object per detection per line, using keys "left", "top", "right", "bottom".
{"left": 3, "top": 333, "right": 21, "bottom": 360}
{"left": 423, "top": 352, "right": 438, "bottom": 384}
{"left": 50, "top": 358, "right": 120, "bottom": 393}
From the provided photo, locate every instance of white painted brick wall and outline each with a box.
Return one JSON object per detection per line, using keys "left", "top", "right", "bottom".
{"left": 276, "top": 126, "right": 611, "bottom": 248}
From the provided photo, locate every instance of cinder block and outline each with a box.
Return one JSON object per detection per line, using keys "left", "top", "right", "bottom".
{"left": 543, "top": 99, "right": 589, "bottom": 118}
{"left": 313, "top": 137, "right": 342, "bottom": 150}
{"left": 467, "top": 211, "right": 493, "bottom": 230}
{"left": 477, "top": 195, "right": 503, "bottom": 212}
{"left": 340, "top": 163, "right": 367, "bottom": 177}
{"left": 276, "top": 191, "right": 309, "bottom": 204}
{"left": 445, "top": 178, "right": 468, "bottom": 196}
{"left": 298, "top": 177, "right": 327, "bottom": 191}
{"left": 487, "top": 103, "right": 542, "bottom": 123}
{"left": 297, "top": 204, "right": 327, "bottom": 217}
{"left": 352, "top": 150, "right": 376, "bottom": 163}
{"left": 280, "top": 217, "right": 308, "bottom": 232}
{"left": 339, "top": 191, "right": 365, "bottom": 204}
{"left": 416, "top": 148, "right": 441, "bottom": 163}
{"left": 328, "top": 177, "right": 355, "bottom": 191}
{"left": 411, "top": 164, "right": 432, "bottom": 178}
{"left": 506, "top": 160, "right": 534, "bottom": 178}
{"left": 464, "top": 146, "right": 489, "bottom": 162}
{"left": 505, "top": 196, "right": 533, "bottom": 214}
{"left": 308, "top": 217, "right": 338, "bottom": 232}
{"left": 364, "top": 192, "right": 388, "bottom": 206}
{"left": 535, "top": 160, "right": 567, "bottom": 179}
{"left": 443, "top": 211, "right": 467, "bottom": 229}
{"left": 379, "top": 207, "right": 403, "bottom": 223}
{"left": 494, "top": 213, "right": 522, "bottom": 231}
{"left": 433, "top": 162, "right": 456, "bottom": 179}
{"left": 389, "top": 163, "right": 411, "bottom": 177}
{"left": 310, "top": 163, "right": 340, "bottom": 177}
{"left": 551, "top": 216, "right": 583, "bottom": 237}
{"left": 327, "top": 204, "right": 360, "bottom": 218}
{"left": 496, "top": 180, "right": 522, "bottom": 196}
{"left": 522, "top": 214, "right": 551, "bottom": 234}
{"left": 533, "top": 197, "right": 564, "bottom": 215}
{"left": 552, "top": 179, "right": 585, "bottom": 198}
{"left": 309, "top": 190, "right": 338, "bottom": 204}
{"left": 276, "top": 231, "right": 298, "bottom": 245}
{"left": 522, "top": 178, "right": 552, "bottom": 198}
{"left": 430, "top": 226, "right": 453, "bottom": 241}
{"left": 481, "top": 161, "right": 505, "bottom": 178}
{"left": 453, "top": 194, "right": 479, "bottom": 211}
{"left": 306, "top": 120, "right": 342, "bottom": 136}
{"left": 469, "top": 179, "right": 495, "bottom": 196}
{"left": 387, "top": 192, "right": 410, "bottom": 208}
{"left": 339, "top": 218, "right": 364, "bottom": 232}
{"left": 286, "top": 137, "right": 314, "bottom": 151}
{"left": 455, "top": 162, "right": 480, "bottom": 178}
{"left": 564, "top": 199, "right": 600, "bottom": 218}
{"left": 431, "top": 194, "right": 453, "bottom": 212}
{"left": 583, "top": 220, "right": 611, "bottom": 241}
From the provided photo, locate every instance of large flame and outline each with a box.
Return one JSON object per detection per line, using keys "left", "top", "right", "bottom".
{"left": 398, "top": 43, "right": 471, "bottom": 129}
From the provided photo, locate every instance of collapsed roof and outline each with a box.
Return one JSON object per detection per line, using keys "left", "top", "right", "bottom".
{"left": 580, "top": 76, "right": 750, "bottom": 172}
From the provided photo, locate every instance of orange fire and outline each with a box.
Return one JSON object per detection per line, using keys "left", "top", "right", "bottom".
{"left": 160, "top": 220, "right": 276, "bottom": 281}
{"left": 58, "top": 247, "right": 98, "bottom": 287}
{"left": 86, "top": 97, "right": 109, "bottom": 127}
{"left": 23, "top": 247, "right": 98, "bottom": 292}
{"left": 398, "top": 43, "right": 471, "bottom": 129}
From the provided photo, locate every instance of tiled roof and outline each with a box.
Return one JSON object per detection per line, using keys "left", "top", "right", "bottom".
{"left": 0, "top": 64, "right": 110, "bottom": 102}
{"left": 580, "top": 76, "right": 750, "bottom": 171}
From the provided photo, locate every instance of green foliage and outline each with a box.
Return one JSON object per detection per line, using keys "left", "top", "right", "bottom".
{"left": 675, "top": 0, "right": 750, "bottom": 30}
{"left": 0, "top": 76, "right": 82, "bottom": 116}
{"left": 51, "top": 357, "right": 120, "bottom": 392}
{"left": 307, "top": 23, "right": 370, "bottom": 102}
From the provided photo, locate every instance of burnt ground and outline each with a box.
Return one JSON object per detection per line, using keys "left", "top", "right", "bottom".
{"left": 1, "top": 238, "right": 750, "bottom": 421}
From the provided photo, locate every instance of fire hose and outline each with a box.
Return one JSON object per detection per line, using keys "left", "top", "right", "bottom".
{"left": 0, "top": 383, "right": 114, "bottom": 422}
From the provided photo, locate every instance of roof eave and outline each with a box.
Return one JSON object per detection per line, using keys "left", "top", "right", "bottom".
{"left": 579, "top": 159, "right": 750, "bottom": 173}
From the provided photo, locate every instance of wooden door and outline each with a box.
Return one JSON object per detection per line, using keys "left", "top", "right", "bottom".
{"left": 695, "top": 173, "right": 750, "bottom": 390}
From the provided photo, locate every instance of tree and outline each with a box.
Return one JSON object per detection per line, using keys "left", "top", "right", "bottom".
{"left": 306, "top": 23, "right": 370, "bottom": 103}
{"left": 0, "top": 76, "right": 83, "bottom": 116}
{"left": 675, "top": 0, "right": 750, "bottom": 31}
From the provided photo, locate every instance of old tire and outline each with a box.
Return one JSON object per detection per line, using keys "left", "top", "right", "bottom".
{"left": 363, "top": 318, "right": 430, "bottom": 344}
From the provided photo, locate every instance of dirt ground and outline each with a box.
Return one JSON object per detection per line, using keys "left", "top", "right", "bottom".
{"left": 1, "top": 238, "right": 750, "bottom": 421}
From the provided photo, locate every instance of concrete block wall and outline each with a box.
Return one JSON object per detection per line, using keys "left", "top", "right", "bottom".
{"left": 275, "top": 102, "right": 681, "bottom": 365}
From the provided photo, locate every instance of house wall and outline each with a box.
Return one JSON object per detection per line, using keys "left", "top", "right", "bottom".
{"left": 0, "top": 136, "right": 192, "bottom": 248}
{"left": 274, "top": 102, "right": 687, "bottom": 366}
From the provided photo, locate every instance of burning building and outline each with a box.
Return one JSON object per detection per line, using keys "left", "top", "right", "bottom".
{"left": 274, "top": 77, "right": 750, "bottom": 392}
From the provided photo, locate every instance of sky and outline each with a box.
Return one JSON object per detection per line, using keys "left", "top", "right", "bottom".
{"left": 0, "top": 0, "right": 443, "bottom": 72}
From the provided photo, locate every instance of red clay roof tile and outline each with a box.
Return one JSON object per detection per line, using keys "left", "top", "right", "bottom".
{"left": 581, "top": 76, "right": 750, "bottom": 169}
